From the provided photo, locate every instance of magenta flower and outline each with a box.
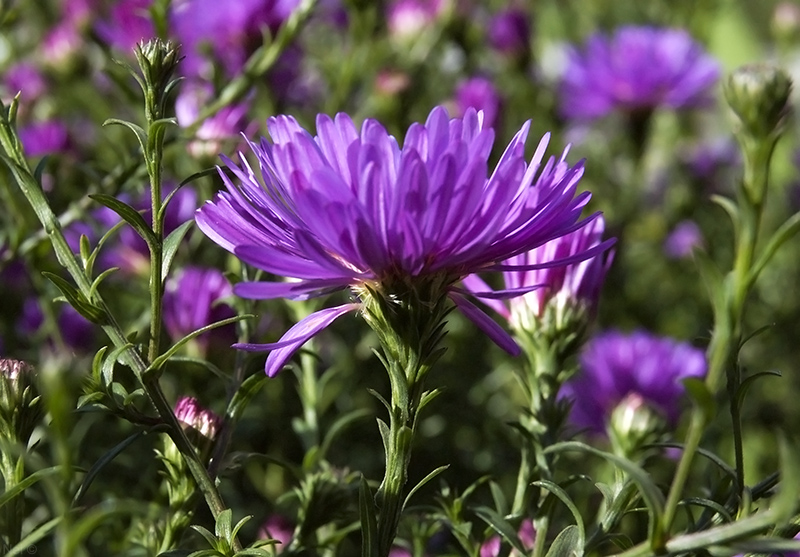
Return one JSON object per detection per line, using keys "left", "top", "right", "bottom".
{"left": 455, "top": 77, "right": 502, "bottom": 130}
{"left": 562, "top": 330, "right": 707, "bottom": 434}
{"left": 559, "top": 27, "right": 720, "bottom": 121}
{"left": 3, "top": 63, "right": 47, "bottom": 103}
{"left": 18, "top": 120, "right": 71, "bottom": 157}
{"left": 174, "top": 396, "right": 221, "bottom": 439}
{"left": 487, "top": 8, "right": 530, "bottom": 57}
{"left": 94, "top": 0, "right": 155, "bottom": 52}
{"left": 196, "top": 106, "right": 608, "bottom": 376}
{"left": 464, "top": 214, "right": 612, "bottom": 331}
{"left": 663, "top": 220, "right": 703, "bottom": 259}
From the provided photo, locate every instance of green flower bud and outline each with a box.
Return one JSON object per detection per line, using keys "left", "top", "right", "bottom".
{"left": 608, "top": 393, "right": 664, "bottom": 458}
{"left": 133, "top": 39, "right": 182, "bottom": 122}
{"left": 724, "top": 64, "right": 792, "bottom": 141}
{"left": 0, "top": 358, "right": 41, "bottom": 444}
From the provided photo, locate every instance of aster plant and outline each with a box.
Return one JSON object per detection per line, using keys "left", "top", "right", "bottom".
{"left": 196, "top": 105, "right": 611, "bottom": 555}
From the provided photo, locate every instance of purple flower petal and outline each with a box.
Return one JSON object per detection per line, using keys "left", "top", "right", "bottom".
{"left": 450, "top": 293, "right": 520, "bottom": 356}
{"left": 235, "top": 303, "right": 359, "bottom": 377}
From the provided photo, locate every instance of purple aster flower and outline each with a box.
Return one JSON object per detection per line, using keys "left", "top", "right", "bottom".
{"left": 487, "top": 8, "right": 530, "bottom": 57}
{"left": 174, "top": 396, "right": 221, "bottom": 438}
{"left": 663, "top": 220, "right": 703, "bottom": 259}
{"left": 562, "top": 330, "right": 707, "bottom": 435}
{"left": 175, "top": 81, "right": 251, "bottom": 158}
{"left": 19, "top": 297, "right": 95, "bottom": 352}
{"left": 196, "top": 106, "right": 609, "bottom": 376}
{"left": 163, "top": 266, "right": 235, "bottom": 354}
{"left": 454, "top": 77, "right": 501, "bottom": 130}
{"left": 559, "top": 27, "right": 720, "bottom": 121}
{"left": 170, "top": 0, "right": 299, "bottom": 78}
{"left": 94, "top": 0, "right": 156, "bottom": 52}
{"left": 18, "top": 120, "right": 71, "bottom": 157}
{"left": 463, "top": 214, "right": 612, "bottom": 332}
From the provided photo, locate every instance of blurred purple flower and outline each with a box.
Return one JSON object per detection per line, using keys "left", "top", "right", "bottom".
{"left": 18, "top": 120, "right": 71, "bottom": 157}
{"left": 163, "top": 266, "right": 235, "bottom": 353}
{"left": 170, "top": 0, "right": 300, "bottom": 78}
{"left": 174, "top": 396, "right": 221, "bottom": 438}
{"left": 175, "top": 81, "right": 251, "bottom": 158}
{"left": 559, "top": 27, "right": 720, "bottom": 121}
{"left": 196, "top": 106, "right": 606, "bottom": 376}
{"left": 464, "top": 214, "right": 612, "bottom": 331}
{"left": 386, "top": 0, "right": 446, "bottom": 40}
{"left": 663, "top": 220, "right": 703, "bottom": 259}
{"left": 562, "top": 330, "right": 707, "bottom": 434}
{"left": 42, "top": 23, "right": 85, "bottom": 68}
{"left": 95, "top": 0, "right": 155, "bottom": 52}
{"left": 19, "top": 297, "right": 95, "bottom": 352}
{"left": 481, "top": 520, "right": 535, "bottom": 557}
{"left": 258, "top": 515, "right": 294, "bottom": 553}
{"left": 455, "top": 77, "right": 501, "bottom": 130}
{"left": 487, "top": 8, "right": 530, "bottom": 57}
{"left": 3, "top": 63, "right": 47, "bottom": 103}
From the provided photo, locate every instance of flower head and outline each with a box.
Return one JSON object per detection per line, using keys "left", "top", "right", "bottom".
{"left": 562, "top": 330, "right": 707, "bottom": 435}
{"left": 174, "top": 396, "right": 221, "bottom": 439}
{"left": 454, "top": 77, "right": 502, "bottom": 130}
{"left": 559, "top": 26, "right": 720, "bottom": 121}
{"left": 196, "top": 106, "right": 606, "bottom": 376}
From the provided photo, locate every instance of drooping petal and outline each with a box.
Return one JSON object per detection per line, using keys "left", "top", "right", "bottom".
{"left": 235, "top": 303, "right": 360, "bottom": 377}
{"left": 449, "top": 293, "right": 519, "bottom": 356}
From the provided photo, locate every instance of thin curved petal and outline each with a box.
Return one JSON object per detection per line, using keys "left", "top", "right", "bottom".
{"left": 234, "top": 279, "right": 349, "bottom": 300}
{"left": 246, "top": 303, "right": 360, "bottom": 377}
{"left": 450, "top": 293, "right": 520, "bottom": 356}
{"left": 489, "top": 238, "right": 616, "bottom": 271}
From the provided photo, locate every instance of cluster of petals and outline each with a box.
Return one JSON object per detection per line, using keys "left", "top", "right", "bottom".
{"left": 559, "top": 26, "right": 720, "bottom": 120}
{"left": 562, "top": 330, "right": 708, "bottom": 434}
{"left": 463, "top": 214, "right": 612, "bottom": 331}
{"left": 196, "top": 106, "right": 611, "bottom": 376}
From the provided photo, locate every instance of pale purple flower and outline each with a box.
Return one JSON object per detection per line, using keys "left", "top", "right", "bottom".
{"left": 663, "top": 220, "right": 703, "bottom": 259}
{"left": 196, "top": 106, "right": 608, "bottom": 376}
{"left": 455, "top": 77, "right": 501, "bottom": 130}
{"left": 559, "top": 27, "right": 720, "bottom": 121}
{"left": 18, "top": 120, "right": 71, "bottom": 157}
{"left": 42, "top": 23, "right": 85, "bottom": 68}
{"left": 175, "top": 81, "right": 251, "bottom": 158}
{"left": 464, "top": 215, "right": 612, "bottom": 331}
{"left": 163, "top": 266, "right": 235, "bottom": 352}
{"left": 481, "top": 520, "right": 535, "bottom": 557}
{"left": 387, "top": 0, "right": 446, "bottom": 40}
{"left": 174, "top": 396, "right": 221, "bottom": 438}
{"left": 170, "top": 0, "right": 300, "bottom": 78}
{"left": 562, "top": 330, "right": 707, "bottom": 434}
{"left": 487, "top": 8, "right": 530, "bottom": 57}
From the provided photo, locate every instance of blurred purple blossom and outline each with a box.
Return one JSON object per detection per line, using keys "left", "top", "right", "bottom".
{"left": 663, "top": 220, "right": 703, "bottom": 259}
{"left": 386, "top": 0, "right": 447, "bottom": 40}
{"left": 163, "top": 266, "right": 235, "bottom": 354}
{"left": 175, "top": 81, "right": 251, "bottom": 158}
{"left": 559, "top": 27, "right": 720, "bottom": 121}
{"left": 455, "top": 76, "right": 501, "bottom": 130}
{"left": 18, "top": 120, "right": 71, "bottom": 157}
{"left": 196, "top": 106, "right": 606, "bottom": 376}
{"left": 19, "top": 297, "right": 95, "bottom": 352}
{"left": 258, "top": 515, "right": 294, "bottom": 553}
{"left": 3, "top": 63, "right": 47, "bottom": 103}
{"left": 562, "top": 330, "right": 707, "bottom": 434}
{"left": 95, "top": 0, "right": 155, "bottom": 52}
{"left": 42, "top": 23, "right": 85, "bottom": 68}
{"left": 481, "top": 520, "right": 535, "bottom": 557}
{"left": 487, "top": 8, "right": 530, "bottom": 57}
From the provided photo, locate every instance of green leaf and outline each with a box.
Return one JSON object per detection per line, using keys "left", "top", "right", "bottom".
{"left": 710, "top": 194, "right": 740, "bottom": 231}
{"left": 651, "top": 443, "right": 737, "bottom": 484}
{"left": 489, "top": 481, "right": 509, "bottom": 517}
{"left": 404, "top": 465, "right": 449, "bottom": 509}
{"left": 748, "top": 209, "right": 800, "bottom": 287}
{"left": 692, "top": 248, "right": 725, "bottom": 315}
{"left": 727, "top": 537, "right": 800, "bottom": 554}
{"left": 79, "top": 233, "right": 91, "bottom": 268}
{"left": 191, "top": 525, "right": 218, "bottom": 548}
{"left": 32, "top": 154, "right": 49, "bottom": 182}
{"left": 164, "top": 356, "right": 230, "bottom": 382}
{"left": 545, "top": 525, "right": 582, "bottom": 557}
{"left": 737, "top": 370, "right": 781, "bottom": 410}
{"left": 544, "top": 442, "right": 665, "bottom": 545}
{"left": 73, "top": 430, "right": 147, "bottom": 503}
{"left": 5, "top": 516, "right": 62, "bottom": 557}
{"left": 417, "top": 388, "right": 443, "bottom": 414}
{"left": 473, "top": 506, "right": 528, "bottom": 555}
{"left": 226, "top": 372, "right": 269, "bottom": 421}
{"left": 102, "top": 343, "right": 136, "bottom": 387}
{"left": 103, "top": 118, "right": 148, "bottom": 157}
{"left": 161, "top": 219, "right": 194, "bottom": 280}
{"left": 42, "top": 271, "right": 107, "bottom": 324}
{"left": 532, "top": 480, "right": 586, "bottom": 548}
{"left": 680, "top": 497, "right": 733, "bottom": 523}
{"left": 90, "top": 193, "right": 156, "bottom": 247}
{"left": 65, "top": 500, "right": 150, "bottom": 554}
{"left": 230, "top": 514, "right": 253, "bottom": 542}
{"left": 180, "top": 166, "right": 220, "bottom": 186}
{"left": 359, "top": 475, "right": 379, "bottom": 557}
{"left": 682, "top": 377, "right": 717, "bottom": 423}
{"left": 319, "top": 408, "right": 371, "bottom": 460}
{"left": 148, "top": 314, "right": 253, "bottom": 373}
{"left": 0, "top": 466, "right": 63, "bottom": 509}
{"left": 89, "top": 266, "right": 119, "bottom": 299}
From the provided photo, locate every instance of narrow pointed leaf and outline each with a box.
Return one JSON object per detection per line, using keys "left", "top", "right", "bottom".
{"left": 103, "top": 118, "right": 148, "bottom": 155}
{"left": 545, "top": 525, "right": 583, "bottom": 557}
{"left": 42, "top": 271, "right": 107, "bottom": 324}
{"left": 0, "top": 466, "right": 63, "bottom": 509}
{"left": 227, "top": 372, "right": 269, "bottom": 421}
{"left": 162, "top": 220, "right": 194, "bottom": 281}
{"left": 404, "top": 465, "right": 450, "bottom": 509}
{"left": 748, "top": 210, "right": 800, "bottom": 286}
{"left": 74, "top": 430, "right": 146, "bottom": 503}
{"left": 90, "top": 193, "right": 156, "bottom": 247}
{"left": 473, "top": 506, "right": 528, "bottom": 555}
{"left": 359, "top": 475, "right": 379, "bottom": 557}
{"left": 532, "top": 480, "right": 586, "bottom": 548}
